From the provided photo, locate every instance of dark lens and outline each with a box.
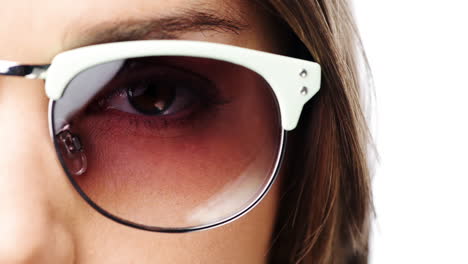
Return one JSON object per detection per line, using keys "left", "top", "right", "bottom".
{"left": 52, "top": 56, "right": 283, "bottom": 230}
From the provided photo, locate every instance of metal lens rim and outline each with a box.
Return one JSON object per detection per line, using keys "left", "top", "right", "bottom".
{"left": 47, "top": 60, "right": 287, "bottom": 233}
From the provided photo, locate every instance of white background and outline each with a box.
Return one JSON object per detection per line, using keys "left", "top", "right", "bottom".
{"left": 354, "top": 1, "right": 468, "bottom": 263}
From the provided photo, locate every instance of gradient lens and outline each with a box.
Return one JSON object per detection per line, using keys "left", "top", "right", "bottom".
{"left": 52, "top": 56, "right": 283, "bottom": 230}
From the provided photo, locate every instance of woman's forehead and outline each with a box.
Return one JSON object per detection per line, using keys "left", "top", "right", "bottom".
{"left": 0, "top": 0, "right": 255, "bottom": 64}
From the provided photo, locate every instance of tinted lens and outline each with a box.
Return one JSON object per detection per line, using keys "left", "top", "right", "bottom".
{"left": 52, "top": 56, "right": 283, "bottom": 230}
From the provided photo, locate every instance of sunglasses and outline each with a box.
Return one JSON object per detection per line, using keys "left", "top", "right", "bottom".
{"left": 0, "top": 40, "right": 321, "bottom": 232}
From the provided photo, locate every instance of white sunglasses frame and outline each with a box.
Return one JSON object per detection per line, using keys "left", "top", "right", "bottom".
{"left": 0, "top": 40, "right": 321, "bottom": 232}
{"left": 46, "top": 40, "right": 321, "bottom": 131}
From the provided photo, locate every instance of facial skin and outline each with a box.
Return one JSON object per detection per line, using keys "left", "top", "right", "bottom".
{"left": 0, "top": 0, "right": 286, "bottom": 263}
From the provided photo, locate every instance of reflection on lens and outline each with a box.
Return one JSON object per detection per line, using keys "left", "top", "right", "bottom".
{"left": 52, "top": 56, "right": 283, "bottom": 230}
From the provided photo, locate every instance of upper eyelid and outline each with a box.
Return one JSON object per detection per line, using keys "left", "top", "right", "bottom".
{"left": 92, "top": 61, "right": 213, "bottom": 106}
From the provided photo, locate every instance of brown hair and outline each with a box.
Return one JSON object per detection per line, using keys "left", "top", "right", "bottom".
{"left": 257, "top": 1, "right": 374, "bottom": 263}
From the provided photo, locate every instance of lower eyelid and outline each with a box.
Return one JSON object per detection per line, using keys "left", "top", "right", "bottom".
{"left": 80, "top": 104, "right": 223, "bottom": 140}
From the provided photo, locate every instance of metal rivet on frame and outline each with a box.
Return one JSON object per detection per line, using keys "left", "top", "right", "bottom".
{"left": 301, "top": 86, "right": 309, "bottom": 96}
{"left": 300, "top": 69, "right": 308, "bottom": 78}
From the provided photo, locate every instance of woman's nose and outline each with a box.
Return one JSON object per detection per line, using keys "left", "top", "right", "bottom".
{"left": 0, "top": 78, "right": 76, "bottom": 263}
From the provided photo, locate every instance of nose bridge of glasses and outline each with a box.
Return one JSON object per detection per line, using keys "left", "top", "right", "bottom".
{"left": 0, "top": 60, "right": 49, "bottom": 79}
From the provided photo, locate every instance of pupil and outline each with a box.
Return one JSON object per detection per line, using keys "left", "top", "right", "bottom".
{"left": 127, "top": 81, "right": 176, "bottom": 115}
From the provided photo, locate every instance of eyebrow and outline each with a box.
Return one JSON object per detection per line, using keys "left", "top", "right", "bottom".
{"left": 65, "top": 9, "right": 250, "bottom": 50}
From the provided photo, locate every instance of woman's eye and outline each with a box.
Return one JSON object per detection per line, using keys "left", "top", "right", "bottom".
{"left": 94, "top": 61, "right": 219, "bottom": 118}
{"left": 99, "top": 78, "right": 198, "bottom": 117}
{"left": 125, "top": 79, "right": 196, "bottom": 116}
{"left": 85, "top": 61, "right": 231, "bottom": 133}
{"left": 127, "top": 80, "right": 176, "bottom": 115}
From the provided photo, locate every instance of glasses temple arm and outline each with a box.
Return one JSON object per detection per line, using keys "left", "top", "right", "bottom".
{"left": 0, "top": 60, "right": 49, "bottom": 80}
